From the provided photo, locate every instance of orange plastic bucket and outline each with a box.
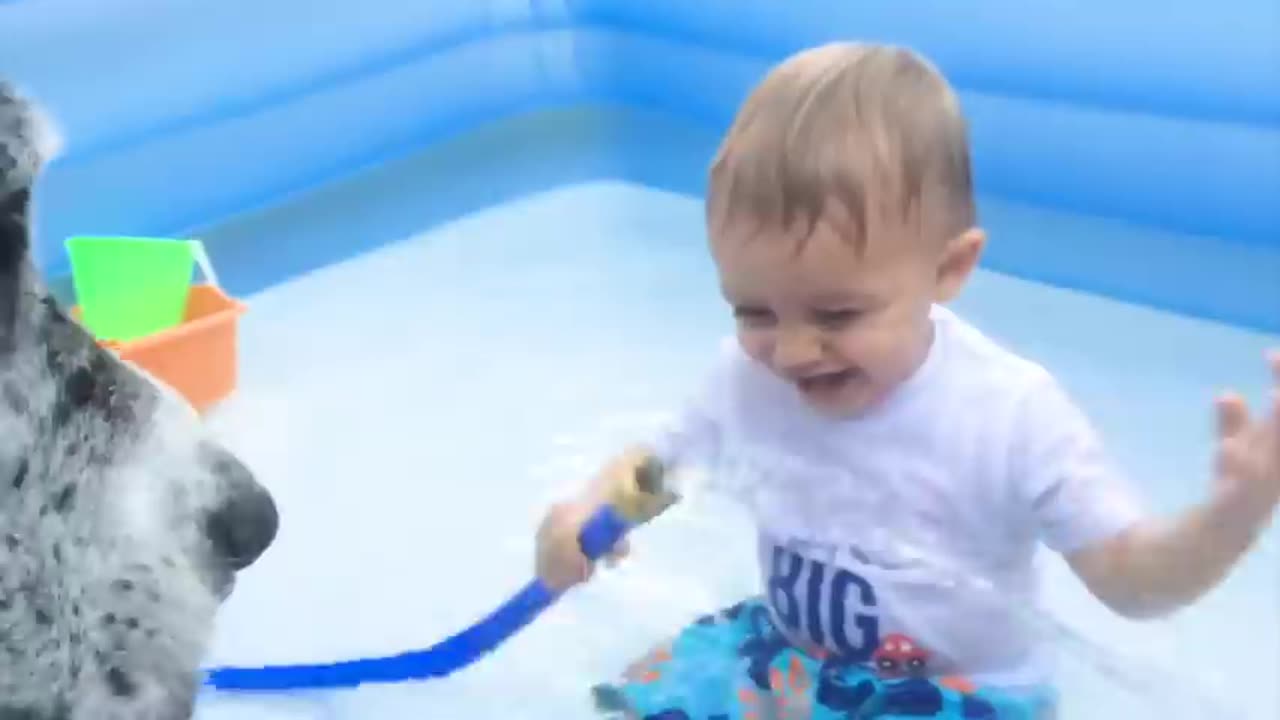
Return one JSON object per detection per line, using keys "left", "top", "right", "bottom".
{"left": 73, "top": 283, "right": 247, "bottom": 414}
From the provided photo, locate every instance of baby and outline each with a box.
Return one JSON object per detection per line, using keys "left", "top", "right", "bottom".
{"left": 535, "top": 42, "right": 1279, "bottom": 719}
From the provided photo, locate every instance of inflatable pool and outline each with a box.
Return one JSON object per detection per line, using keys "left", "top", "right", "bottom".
{"left": 3, "top": 0, "right": 1278, "bottom": 331}
{"left": 2, "top": 2, "right": 1277, "bottom": 719}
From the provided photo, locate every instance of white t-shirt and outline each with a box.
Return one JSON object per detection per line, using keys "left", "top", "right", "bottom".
{"left": 649, "top": 305, "right": 1146, "bottom": 687}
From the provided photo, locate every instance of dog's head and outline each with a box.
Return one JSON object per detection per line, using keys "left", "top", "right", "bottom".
{"left": 1, "top": 82, "right": 279, "bottom": 719}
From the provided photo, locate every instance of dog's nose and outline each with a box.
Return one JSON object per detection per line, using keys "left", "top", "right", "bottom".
{"left": 202, "top": 446, "right": 278, "bottom": 571}
{"left": 206, "top": 483, "right": 278, "bottom": 571}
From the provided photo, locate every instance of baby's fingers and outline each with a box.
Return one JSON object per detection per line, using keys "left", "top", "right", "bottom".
{"left": 1216, "top": 434, "right": 1253, "bottom": 482}
{"left": 603, "top": 537, "right": 631, "bottom": 568}
{"left": 1215, "top": 392, "right": 1250, "bottom": 440}
{"left": 1265, "top": 349, "right": 1280, "bottom": 452}
{"left": 1268, "top": 388, "right": 1280, "bottom": 459}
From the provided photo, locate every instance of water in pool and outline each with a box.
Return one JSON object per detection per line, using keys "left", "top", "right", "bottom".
{"left": 188, "top": 121, "right": 1278, "bottom": 719}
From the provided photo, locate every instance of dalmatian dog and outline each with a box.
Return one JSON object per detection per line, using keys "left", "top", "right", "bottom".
{"left": 1, "top": 82, "right": 279, "bottom": 719}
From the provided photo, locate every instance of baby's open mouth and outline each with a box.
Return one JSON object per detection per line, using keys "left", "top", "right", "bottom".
{"left": 797, "top": 369, "right": 857, "bottom": 394}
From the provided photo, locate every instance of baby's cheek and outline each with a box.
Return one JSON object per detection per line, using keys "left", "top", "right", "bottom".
{"left": 737, "top": 331, "right": 774, "bottom": 368}
{"left": 877, "top": 325, "right": 924, "bottom": 372}
{"left": 830, "top": 328, "right": 881, "bottom": 368}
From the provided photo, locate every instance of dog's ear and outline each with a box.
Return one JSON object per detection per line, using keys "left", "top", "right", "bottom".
{"left": 0, "top": 186, "right": 28, "bottom": 273}
{"left": 0, "top": 169, "right": 32, "bottom": 349}
{"left": 1, "top": 81, "right": 61, "bottom": 346}
{"left": 0, "top": 81, "right": 62, "bottom": 192}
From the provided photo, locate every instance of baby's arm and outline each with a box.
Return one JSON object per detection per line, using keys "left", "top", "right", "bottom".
{"left": 1067, "top": 493, "right": 1270, "bottom": 619}
{"left": 1068, "top": 351, "right": 1279, "bottom": 619}
{"left": 1015, "top": 352, "right": 1279, "bottom": 620}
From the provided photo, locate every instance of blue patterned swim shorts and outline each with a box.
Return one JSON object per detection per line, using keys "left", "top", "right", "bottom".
{"left": 592, "top": 598, "right": 1056, "bottom": 719}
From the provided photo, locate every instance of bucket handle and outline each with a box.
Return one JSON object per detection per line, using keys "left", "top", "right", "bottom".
{"left": 187, "top": 239, "right": 221, "bottom": 289}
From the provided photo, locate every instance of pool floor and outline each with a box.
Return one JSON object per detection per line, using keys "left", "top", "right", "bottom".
{"left": 190, "top": 180, "right": 1277, "bottom": 719}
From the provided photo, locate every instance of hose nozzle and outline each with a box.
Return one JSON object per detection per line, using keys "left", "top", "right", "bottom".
{"left": 608, "top": 454, "right": 679, "bottom": 525}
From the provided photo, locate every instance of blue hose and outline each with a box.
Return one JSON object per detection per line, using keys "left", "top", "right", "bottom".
{"left": 203, "top": 504, "right": 633, "bottom": 692}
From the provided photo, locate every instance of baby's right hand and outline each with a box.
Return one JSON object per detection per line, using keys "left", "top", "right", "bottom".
{"left": 535, "top": 499, "right": 631, "bottom": 592}
{"left": 534, "top": 448, "right": 655, "bottom": 592}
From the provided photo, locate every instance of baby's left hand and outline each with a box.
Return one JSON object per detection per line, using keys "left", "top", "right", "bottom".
{"left": 1209, "top": 349, "right": 1280, "bottom": 530}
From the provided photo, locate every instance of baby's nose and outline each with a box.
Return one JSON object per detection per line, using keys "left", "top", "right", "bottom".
{"left": 773, "top": 327, "right": 823, "bottom": 374}
{"left": 203, "top": 447, "right": 279, "bottom": 571}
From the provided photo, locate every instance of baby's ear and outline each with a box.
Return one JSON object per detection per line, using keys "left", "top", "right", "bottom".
{"left": 934, "top": 226, "right": 985, "bottom": 302}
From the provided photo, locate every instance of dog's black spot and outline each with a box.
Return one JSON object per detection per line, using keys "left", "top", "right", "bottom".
{"left": 104, "top": 666, "right": 137, "bottom": 698}
{"left": 123, "top": 617, "right": 139, "bottom": 630}
{"left": 60, "top": 354, "right": 123, "bottom": 423}
{"left": 39, "top": 295, "right": 68, "bottom": 326}
{"left": 0, "top": 292, "right": 14, "bottom": 354}
{"left": 60, "top": 352, "right": 136, "bottom": 429}
{"left": 11, "top": 458, "right": 26, "bottom": 489}
{"left": 52, "top": 483, "right": 75, "bottom": 514}
{"left": 110, "top": 579, "right": 134, "bottom": 594}
{"left": 4, "top": 533, "right": 18, "bottom": 550}
{"left": 51, "top": 543, "right": 62, "bottom": 565}
{"left": 63, "top": 366, "right": 95, "bottom": 407}
{"left": 0, "top": 705, "right": 52, "bottom": 720}
{"left": 1, "top": 381, "right": 25, "bottom": 414}
{"left": 101, "top": 613, "right": 117, "bottom": 627}
{"left": 85, "top": 444, "right": 112, "bottom": 469}
{"left": 42, "top": 344, "right": 62, "bottom": 374}
{"left": 33, "top": 608, "right": 51, "bottom": 626}
{"left": 49, "top": 396, "right": 70, "bottom": 430}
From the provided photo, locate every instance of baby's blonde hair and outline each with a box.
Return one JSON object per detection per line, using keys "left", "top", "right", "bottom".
{"left": 707, "top": 42, "right": 976, "bottom": 253}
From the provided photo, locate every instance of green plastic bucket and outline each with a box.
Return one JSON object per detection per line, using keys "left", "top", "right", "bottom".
{"left": 65, "top": 236, "right": 218, "bottom": 342}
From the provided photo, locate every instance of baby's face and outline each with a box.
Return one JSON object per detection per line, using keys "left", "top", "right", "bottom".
{"left": 711, "top": 210, "right": 960, "bottom": 418}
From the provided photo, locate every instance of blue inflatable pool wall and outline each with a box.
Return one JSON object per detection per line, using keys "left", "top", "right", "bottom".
{"left": 3, "top": 0, "right": 1277, "bottom": 331}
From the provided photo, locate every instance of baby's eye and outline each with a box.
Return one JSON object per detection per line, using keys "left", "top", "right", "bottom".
{"left": 812, "top": 308, "right": 858, "bottom": 329}
{"left": 733, "top": 306, "right": 775, "bottom": 327}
